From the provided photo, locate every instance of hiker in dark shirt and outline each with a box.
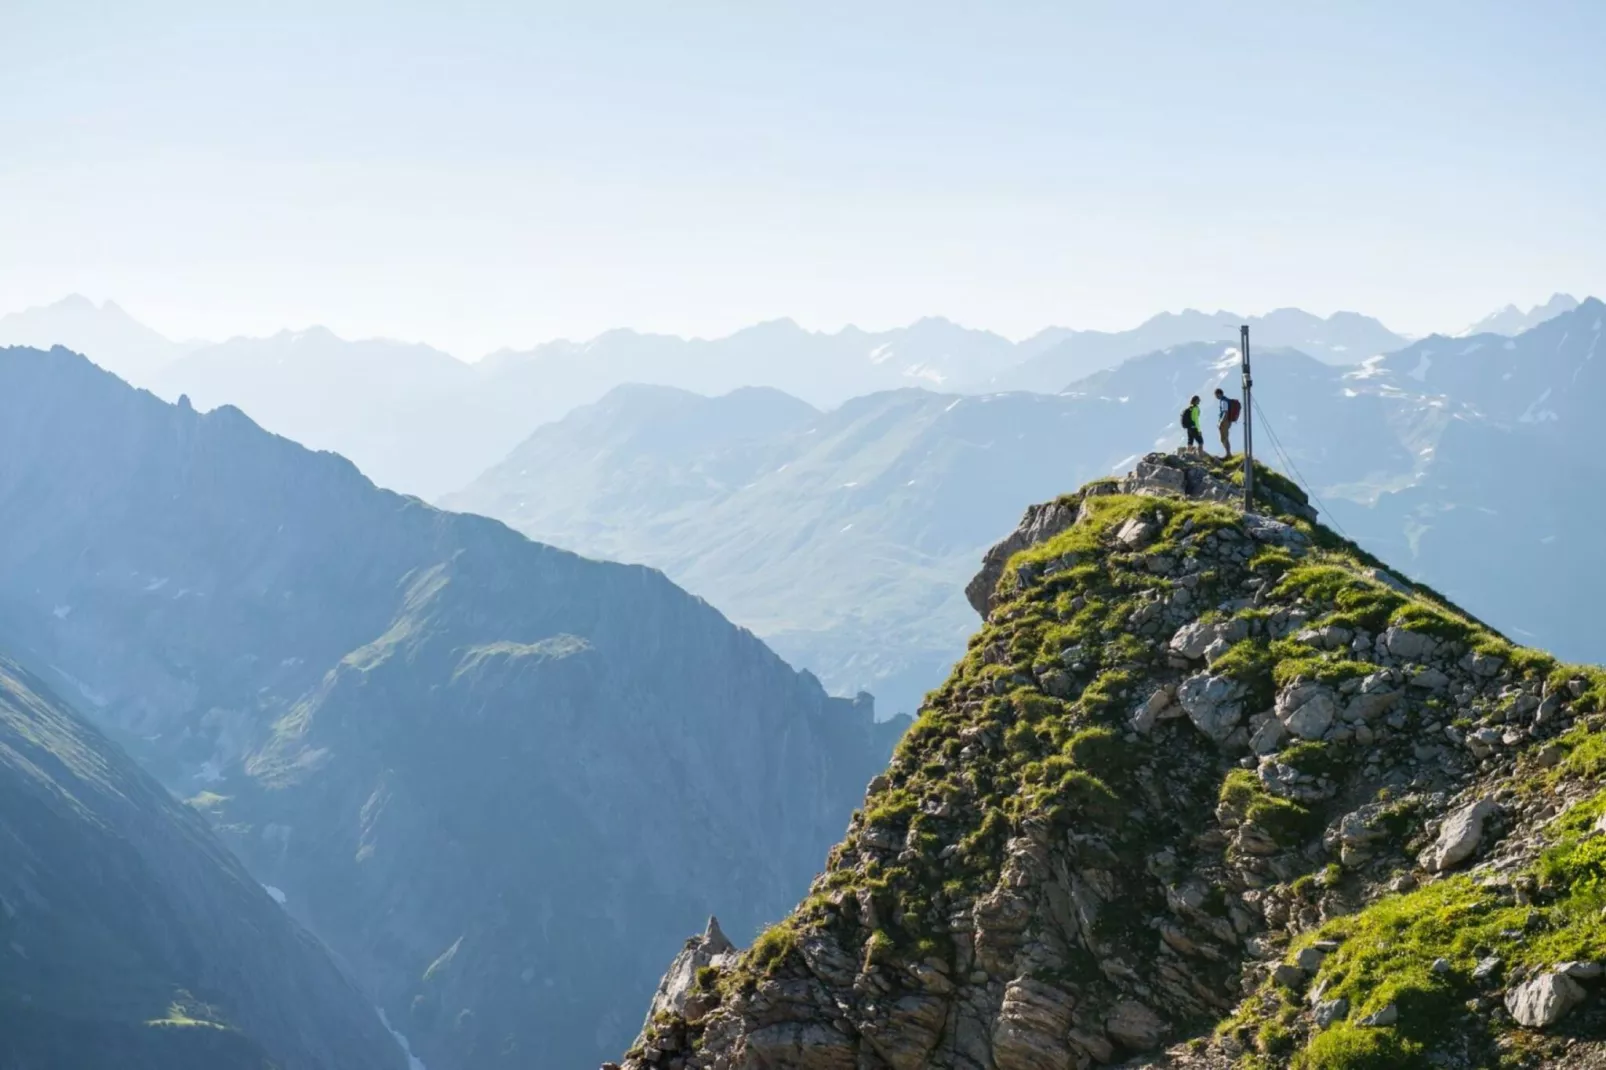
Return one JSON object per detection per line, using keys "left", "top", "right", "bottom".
{"left": 1215, "top": 388, "right": 1242, "bottom": 458}
{"left": 1182, "top": 396, "right": 1204, "bottom": 452}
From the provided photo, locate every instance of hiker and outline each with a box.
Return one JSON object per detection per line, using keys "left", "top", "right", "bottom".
{"left": 1181, "top": 395, "right": 1204, "bottom": 452}
{"left": 1215, "top": 388, "right": 1242, "bottom": 458}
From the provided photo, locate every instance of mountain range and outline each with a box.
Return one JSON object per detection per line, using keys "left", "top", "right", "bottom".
{"left": 0, "top": 297, "right": 1427, "bottom": 500}
{"left": 984, "top": 307, "right": 1411, "bottom": 393}
{"left": 1456, "top": 292, "right": 1579, "bottom": 337}
{"left": 0, "top": 344, "right": 905, "bottom": 1069}
{"left": 447, "top": 298, "right": 1606, "bottom": 724}
{"left": 0, "top": 295, "right": 203, "bottom": 382}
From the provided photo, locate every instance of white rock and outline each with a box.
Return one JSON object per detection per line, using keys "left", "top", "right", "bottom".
{"left": 1382, "top": 626, "right": 1438, "bottom": 661}
{"left": 1168, "top": 618, "right": 1248, "bottom": 660}
{"left": 1418, "top": 798, "right": 1499, "bottom": 873}
{"left": 1177, "top": 673, "right": 1247, "bottom": 744}
{"left": 1506, "top": 971, "right": 1585, "bottom": 1028}
{"left": 1276, "top": 681, "right": 1338, "bottom": 741}
{"left": 1114, "top": 517, "right": 1156, "bottom": 550}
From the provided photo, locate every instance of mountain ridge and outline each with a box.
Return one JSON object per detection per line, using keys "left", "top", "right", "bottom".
{"left": 610, "top": 449, "right": 1606, "bottom": 1070}
{"left": 0, "top": 650, "right": 406, "bottom": 1070}
{"left": 0, "top": 343, "right": 906, "bottom": 1069}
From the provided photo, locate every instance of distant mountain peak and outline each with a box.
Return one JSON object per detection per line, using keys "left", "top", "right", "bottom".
{"left": 1458, "top": 292, "right": 1580, "bottom": 337}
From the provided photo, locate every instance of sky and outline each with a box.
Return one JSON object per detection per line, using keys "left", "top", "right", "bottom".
{"left": 2, "top": 0, "right": 1604, "bottom": 358}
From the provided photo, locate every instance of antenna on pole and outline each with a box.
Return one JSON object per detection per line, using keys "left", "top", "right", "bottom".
{"left": 1240, "top": 324, "right": 1254, "bottom": 512}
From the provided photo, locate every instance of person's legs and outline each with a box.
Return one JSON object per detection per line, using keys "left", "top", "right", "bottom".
{"left": 1187, "top": 427, "right": 1204, "bottom": 451}
{"left": 1219, "top": 417, "right": 1232, "bottom": 457}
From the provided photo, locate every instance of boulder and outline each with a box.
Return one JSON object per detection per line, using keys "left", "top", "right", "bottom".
{"left": 1169, "top": 618, "right": 1249, "bottom": 660}
{"left": 1409, "top": 667, "right": 1450, "bottom": 691}
{"left": 1130, "top": 686, "right": 1175, "bottom": 735}
{"left": 1506, "top": 971, "right": 1586, "bottom": 1029}
{"left": 1357, "top": 1003, "right": 1398, "bottom": 1027}
{"left": 1177, "top": 673, "right": 1247, "bottom": 744}
{"left": 1381, "top": 626, "right": 1438, "bottom": 661}
{"left": 1104, "top": 1000, "right": 1166, "bottom": 1051}
{"left": 1343, "top": 686, "right": 1399, "bottom": 723}
{"left": 1276, "top": 681, "right": 1338, "bottom": 741}
{"left": 1250, "top": 716, "right": 1287, "bottom": 756}
{"left": 1244, "top": 515, "right": 1306, "bottom": 546}
{"left": 1313, "top": 998, "right": 1349, "bottom": 1029}
{"left": 1419, "top": 798, "right": 1499, "bottom": 873}
{"left": 1114, "top": 517, "right": 1157, "bottom": 550}
{"left": 1120, "top": 457, "right": 1188, "bottom": 497}
{"left": 1461, "top": 651, "right": 1504, "bottom": 678}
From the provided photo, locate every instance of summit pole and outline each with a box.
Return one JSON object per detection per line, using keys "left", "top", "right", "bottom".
{"left": 1240, "top": 324, "right": 1254, "bottom": 512}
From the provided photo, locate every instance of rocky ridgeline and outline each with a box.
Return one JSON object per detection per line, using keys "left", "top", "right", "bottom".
{"left": 610, "top": 451, "right": 1606, "bottom": 1070}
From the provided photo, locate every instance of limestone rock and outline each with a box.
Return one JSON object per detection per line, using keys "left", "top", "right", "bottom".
{"left": 1276, "top": 681, "right": 1339, "bottom": 741}
{"left": 967, "top": 498, "right": 1082, "bottom": 615}
{"left": 1381, "top": 626, "right": 1438, "bottom": 661}
{"left": 1506, "top": 971, "right": 1586, "bottom": 1029}
{"left": 1104, "top": 999, "right": 1166, "bottom": 1052}
{"left": 992, "top": 978, "right": 1078, "bottom": 1070}
{"left": 1358, "top": 1003, "right": 1398, "bottom": 1027}
{"left": 1178, "top": 672, "right": 1248, "bottom": 743}
{"left": 1169, "top": 618, "right": 1249, "bottom": 660}
{"left": 1419, "top": 798, "right": 1500, "bottom": 872}
{"left": 634, "top": 916, "right": 738, "bottom": 1036}
{"left": 1114, "top": 516, "right": 1157, "bottom": 550}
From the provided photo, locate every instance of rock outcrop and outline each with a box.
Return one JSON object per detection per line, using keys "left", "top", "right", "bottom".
{"left": 611, "top": 450, "right": 1606, "bottom": 1070}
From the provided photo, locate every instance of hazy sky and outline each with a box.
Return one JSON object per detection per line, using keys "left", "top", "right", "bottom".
{"left": 3, "top": 1, "right": 1603, "bottom": 356}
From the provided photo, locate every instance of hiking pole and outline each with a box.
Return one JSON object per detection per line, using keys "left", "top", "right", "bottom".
{"left": 1240, "top": 324, "right": 1254, "bottom": 511}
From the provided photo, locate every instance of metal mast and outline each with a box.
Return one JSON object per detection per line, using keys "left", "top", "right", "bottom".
{"left": 1240, "top": 324, "right": 1254, "bottom": 512}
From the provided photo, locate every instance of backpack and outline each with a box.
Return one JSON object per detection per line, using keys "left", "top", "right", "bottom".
{"left": 1180, "top": 407, "right": 1193, "bottom": 430}
{"left": 1226, "top": 397, "right": 1242, "bottom": 423}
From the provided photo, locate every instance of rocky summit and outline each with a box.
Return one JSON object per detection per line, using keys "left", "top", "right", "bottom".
{"left": 612, "top": 450, "right": 1606, "bottom": 1070}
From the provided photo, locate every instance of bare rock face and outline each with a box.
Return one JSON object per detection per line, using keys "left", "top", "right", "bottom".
{"left": 635, "top": 917, "right": 739, "bottom": 1037}
{"left": 991, "top": 979, "right": 1078, "bottom": 1070}
{"left": 966, "top": 496, "right": 1082, "bottom": 616}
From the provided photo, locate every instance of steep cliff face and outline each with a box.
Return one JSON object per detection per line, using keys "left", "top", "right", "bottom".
{"left": 0, "top": 655, "right": 405, "bottom": 1070}
{"left": 617, "top": 451, "right": 1606, "bottom": 1070}
{"left": 0, "top": 346, "right": 905, "bottom": 1069}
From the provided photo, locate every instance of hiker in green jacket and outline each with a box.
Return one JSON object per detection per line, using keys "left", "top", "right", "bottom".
{"left": 1182, "top": 396, "right": 1204, "bottom": 452}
